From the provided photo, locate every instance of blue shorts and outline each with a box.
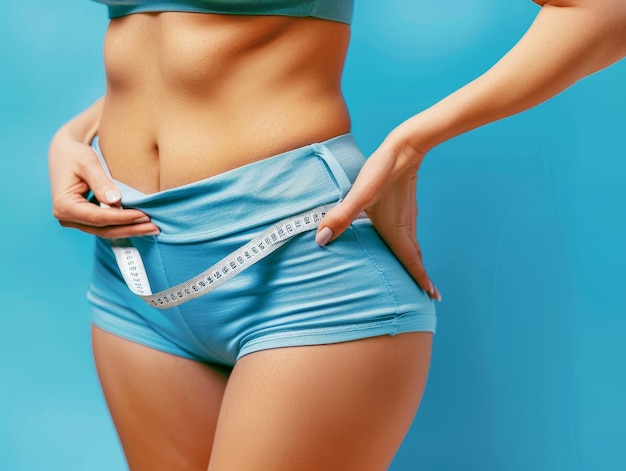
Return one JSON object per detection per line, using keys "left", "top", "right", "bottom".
{"left": 87, "top": 133, "right": 436, "bottom": 367}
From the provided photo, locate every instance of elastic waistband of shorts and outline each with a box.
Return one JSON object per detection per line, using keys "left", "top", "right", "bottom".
{"left": 92, "top": 134, "right": 366, "bottom": 242}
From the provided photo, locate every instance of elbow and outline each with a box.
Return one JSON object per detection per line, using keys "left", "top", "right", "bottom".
{"left": 592, "top": 0, "right": 626, "bottom": 64}
{"left": 599, "top": 0, "right": 626, "bottom": 60}
{"left": 536, "top": 0, "right": 626, "bottom": 59}
{"left": 616, "top": 4, "right": 626, "bottom": 57}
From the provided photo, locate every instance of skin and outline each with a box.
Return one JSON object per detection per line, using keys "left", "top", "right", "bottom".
{"left": 92, "top": 327, "right": 432, "bottom": 471}
{"left": 49, "top": 1, "right": 626, "bottom": 469}
{"left": 319, "top": 0, "right": 626, "bottom": 299}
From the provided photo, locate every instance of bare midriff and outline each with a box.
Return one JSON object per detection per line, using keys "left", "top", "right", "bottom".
{"left": 97, "top": 12, "right": 352, "bottom": 193}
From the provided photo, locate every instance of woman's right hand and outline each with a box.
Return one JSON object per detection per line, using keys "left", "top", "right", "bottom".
{"left": 49, "top": 129, "right": 160, "bottom": 238}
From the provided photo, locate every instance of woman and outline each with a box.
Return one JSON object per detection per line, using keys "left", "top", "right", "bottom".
{"left": 49, "top": 1, "right": 626, "bottom": 470}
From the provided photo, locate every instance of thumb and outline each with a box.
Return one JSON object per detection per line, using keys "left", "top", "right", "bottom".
{"left": 315, "top": 196, "right": 366, "bottom": 246}
{"left": 82, "top": 152, "right": 122, "bottom": 206}
{"left": 314, "top": 164, "right": 381, "bottom": 246}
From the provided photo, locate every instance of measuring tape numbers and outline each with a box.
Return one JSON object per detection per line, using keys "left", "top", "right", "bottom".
{"left": 110, "top": 203, "right": 363, "bottom": 309}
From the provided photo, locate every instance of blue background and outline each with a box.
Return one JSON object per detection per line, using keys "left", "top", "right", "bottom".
{"left": 1, "top": 1, "right": 624, "bottom": 469}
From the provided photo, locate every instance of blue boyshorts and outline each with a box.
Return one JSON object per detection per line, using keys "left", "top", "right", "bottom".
{"left": 87, "top": 133, "right": 436, "bottom": 367}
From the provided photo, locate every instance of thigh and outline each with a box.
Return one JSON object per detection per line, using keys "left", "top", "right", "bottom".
{"left": 91, "top": 326, "right": 229, "bottom": 471}
{"left": 208, "top": 332, "right": 433, "bottom": 471}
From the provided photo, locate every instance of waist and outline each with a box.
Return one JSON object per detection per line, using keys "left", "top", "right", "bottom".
{"left": 93, "top": 133, "right": 365, "bottom": 242}
{"left": 98, "top": 12, "right": 351, "bottom": 192}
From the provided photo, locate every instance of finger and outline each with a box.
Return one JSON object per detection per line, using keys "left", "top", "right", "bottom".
{"left": 383, "top": 231, "right": 441, "bottom": 301}
{"left": 315, "top": 193, "right": 370, "bottom": 246}
{"left": 75, "top": 203, "right": 157, "bottom": 228}
{"left": 54, "top": 195, "right": 155, "bottom": 228}
{"left": 60, "top": 220, "right": 160, "bottom": 239}
{"left": 79, "top": 150, "right": 123, "bottom": 206}
{"left": 314, "top": 166, "right": 384, "bottom": 246}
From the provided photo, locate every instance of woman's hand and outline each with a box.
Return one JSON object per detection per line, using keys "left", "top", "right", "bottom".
{"left": 315, "top": 129, "right": 442, "bottom": 302}
{"left": 316, "top": 0, "right": 626, "bottom": 305}
{"left": 49, "top": 129, "right": 160, "bottom": 238}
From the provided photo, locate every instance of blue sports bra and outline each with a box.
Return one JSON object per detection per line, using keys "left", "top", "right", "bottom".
{"left": 92, "top": 0, "right": 354, "bottom": 24}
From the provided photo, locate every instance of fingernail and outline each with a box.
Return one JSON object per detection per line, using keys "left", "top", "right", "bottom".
{"left": 134, "top": 216, "right": 150, "bottom": 223}
{"left": 429, "top": 281, "right": 443, "bottom": 302}
{"left": 315, "top": 227, "right": 333, "bottom": 246}
{"left": 105, "top": 189, "right": 121, "bottom": 203}
{"left": 146, "top": 229, "right": 160, "bottom": 236}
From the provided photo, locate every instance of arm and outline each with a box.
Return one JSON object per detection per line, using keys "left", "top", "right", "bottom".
{"left": 393, "top": 0, "right": 626, "bottom": 154}
{"left": 317, "top": 0, "right": 626, "bottom": 301}
{"left": 52, "top": 97, "right": 104, "bottom": 147}
{"left": 49, "top": 98, "right": 160, "bottom": 237}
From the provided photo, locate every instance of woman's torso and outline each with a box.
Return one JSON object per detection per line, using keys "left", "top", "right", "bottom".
{"left": 97, "top": 12, "right": 351, "bottom": 193}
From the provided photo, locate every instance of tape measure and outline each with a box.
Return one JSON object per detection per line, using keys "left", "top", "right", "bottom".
{"left": 111, "top": 203, "right": 365, "bottom": 309}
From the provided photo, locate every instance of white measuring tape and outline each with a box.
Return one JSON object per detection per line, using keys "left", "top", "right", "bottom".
{"left": 111, "top": 203, "right": 365, "bottom": 309}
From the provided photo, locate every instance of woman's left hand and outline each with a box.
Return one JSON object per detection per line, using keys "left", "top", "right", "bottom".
{"left": 315, "top": 132, "right": 442, "bottom": 302}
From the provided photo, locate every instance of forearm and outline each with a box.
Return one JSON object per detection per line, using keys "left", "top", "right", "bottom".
{"left": 395, "top": 0, "right": 626, "bottom": 152}
{"left": 53, "top": 97, "right": 104, "bottom": 145}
